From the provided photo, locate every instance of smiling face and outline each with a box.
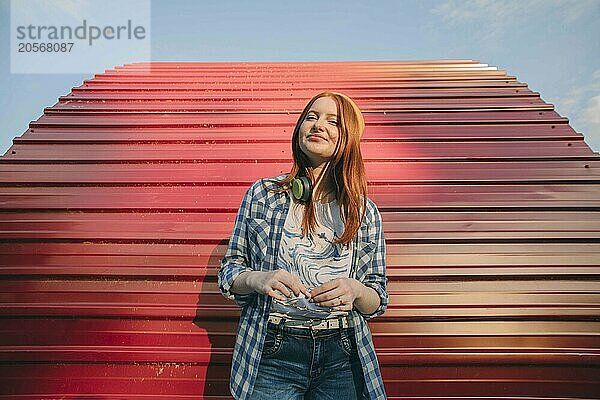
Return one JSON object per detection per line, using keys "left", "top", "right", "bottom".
{"left": 298, "top": 96, "right": 340, "bottom": 168}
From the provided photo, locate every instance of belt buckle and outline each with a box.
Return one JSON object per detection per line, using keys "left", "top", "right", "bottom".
{"left": 269, "top": 315, "right": 285, "bottom": 326}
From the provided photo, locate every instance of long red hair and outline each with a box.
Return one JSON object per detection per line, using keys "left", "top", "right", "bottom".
{"left": 264, "top": 91, "right": 367, "bottom": 246}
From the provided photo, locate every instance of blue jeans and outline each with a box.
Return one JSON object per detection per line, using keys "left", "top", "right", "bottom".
{"left": 249, "top": 321, "right": 366, "bottom": 399}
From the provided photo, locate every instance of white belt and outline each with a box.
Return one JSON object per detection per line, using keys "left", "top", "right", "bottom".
{"left": 268, "top": 314, "right": 351, "bottom": 331}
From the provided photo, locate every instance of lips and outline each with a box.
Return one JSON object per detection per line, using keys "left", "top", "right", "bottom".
{"left": 307, "top": 134, "right": 326, "bottom": 141}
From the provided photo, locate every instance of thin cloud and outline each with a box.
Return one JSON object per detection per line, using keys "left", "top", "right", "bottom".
{"left": 553, "top": 69, "right": 600, "bottom": 152}
{"left": 584, "top": 96, "right": 600, "bottom": 124}
{"left": 432, "top": 0, "right": 598, "bottom": 25}
{"left": 431, "top": 0, "right": 599, "bottom": 43}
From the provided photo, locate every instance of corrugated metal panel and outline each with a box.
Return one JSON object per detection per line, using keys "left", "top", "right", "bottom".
{"left": 0, "top": 60, "right": 599, "bottom": 399}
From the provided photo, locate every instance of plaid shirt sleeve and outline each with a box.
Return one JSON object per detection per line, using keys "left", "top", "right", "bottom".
{"left": 218, "top": 181, "right": 259, "bottom": 308}
{"left": 357, "top": 198, "right": 389, "bottom": 320}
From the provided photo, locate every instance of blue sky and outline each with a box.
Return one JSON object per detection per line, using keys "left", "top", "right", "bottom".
{"left": 1, "top": 0, "right": 599, "bottom": 154}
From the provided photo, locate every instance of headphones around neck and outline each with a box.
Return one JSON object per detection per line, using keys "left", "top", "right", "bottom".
{"left": 291, "top": 176, "right": 312, "bottom": 202}
{"left": 292, "top": 162, "right": 334, "bottom": 203}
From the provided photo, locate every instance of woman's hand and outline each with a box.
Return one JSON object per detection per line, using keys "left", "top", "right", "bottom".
{"left": 246, "top": 269, "right": 311, "bottom": 301}
{"left": 309, "top": 277, "right": 366, "bottom": 312}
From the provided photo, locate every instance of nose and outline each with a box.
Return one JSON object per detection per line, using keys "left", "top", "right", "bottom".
{"left": 312, "top": 118, "right": 325, "bottom": 131}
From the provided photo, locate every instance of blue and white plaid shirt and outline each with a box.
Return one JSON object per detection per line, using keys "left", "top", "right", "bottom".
{"left": 218, "top": 174, "right": 389, "bottom": 399}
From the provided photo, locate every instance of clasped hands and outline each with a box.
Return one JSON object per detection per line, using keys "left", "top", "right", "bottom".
{"left": 247, "top": 269, "right": 365, "bottom": 312}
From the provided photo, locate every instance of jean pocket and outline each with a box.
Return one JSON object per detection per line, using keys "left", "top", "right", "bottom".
{"left": 261, "top": 326, "right": 284, "bottom": 358}
{"left": 339, "top": 329, "right": 357, "bottom": 357}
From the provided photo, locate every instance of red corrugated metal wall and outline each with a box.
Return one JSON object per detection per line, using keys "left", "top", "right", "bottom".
{"left": 1, "top": 60, "right": 599, "bottom": 399}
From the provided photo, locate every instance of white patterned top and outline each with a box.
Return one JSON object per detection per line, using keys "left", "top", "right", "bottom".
{"left": 270, "top": 198, "right": 353, "bottom": 319}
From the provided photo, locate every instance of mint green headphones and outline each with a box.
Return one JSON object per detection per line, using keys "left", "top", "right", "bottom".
{"left": 291, "top": 176, "right": 312, "bottom": 202}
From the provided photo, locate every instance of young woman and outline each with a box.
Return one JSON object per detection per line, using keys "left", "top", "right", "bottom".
{"left": 218, "top": 91, "right": 388, "bottom": 399}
